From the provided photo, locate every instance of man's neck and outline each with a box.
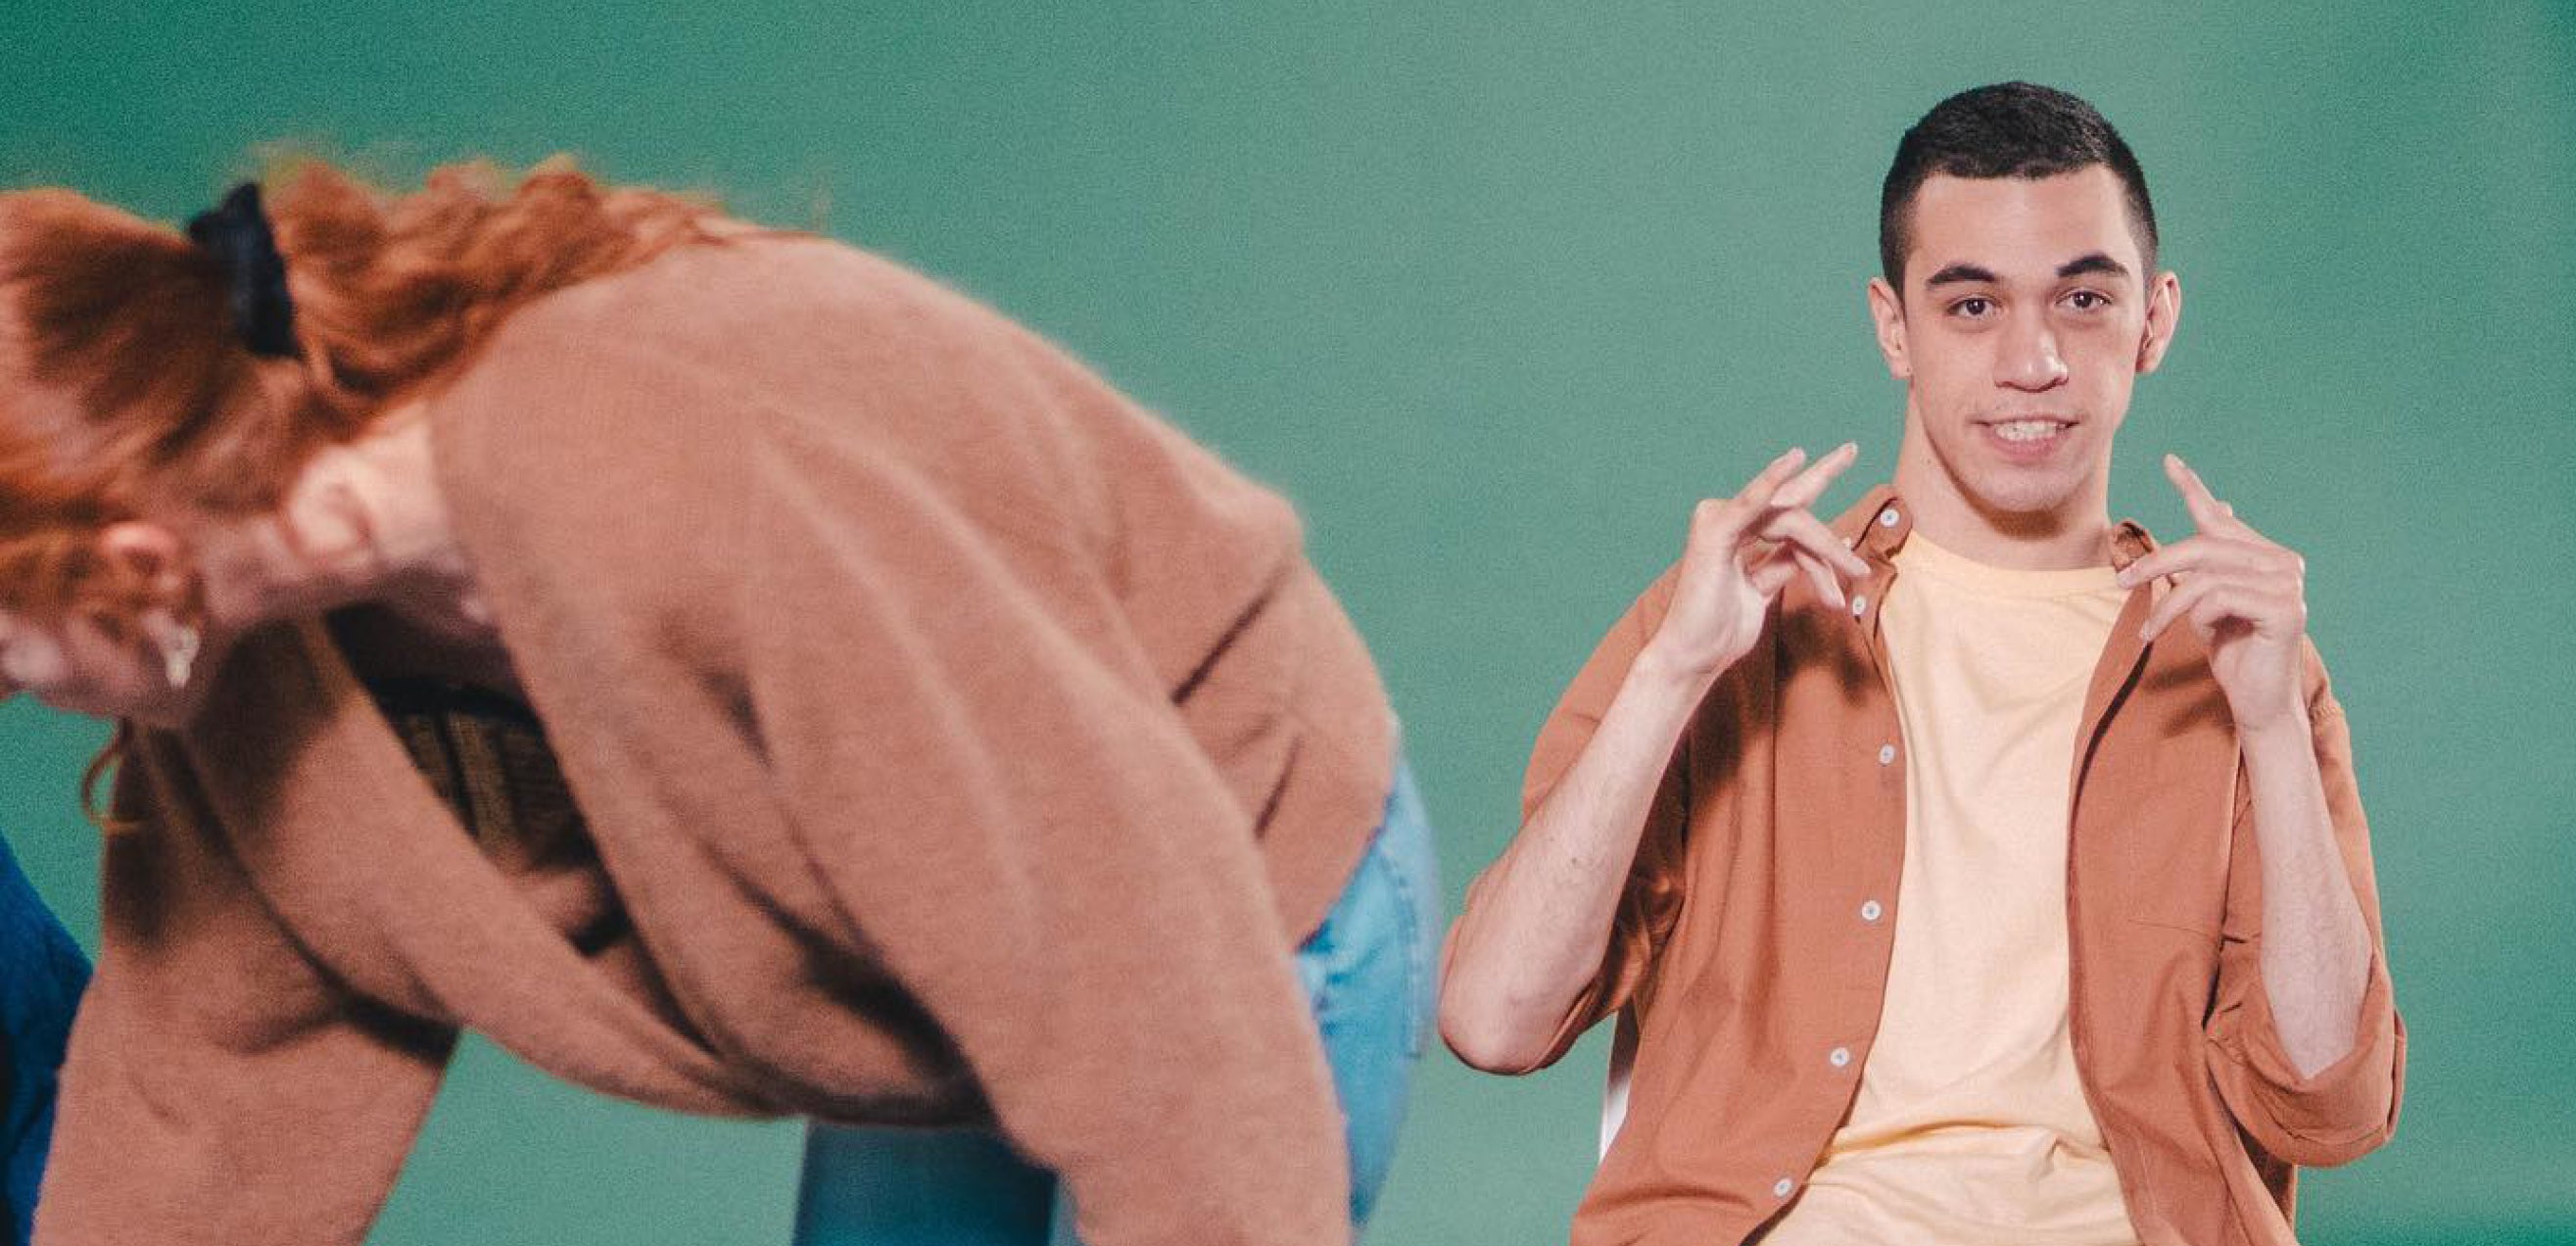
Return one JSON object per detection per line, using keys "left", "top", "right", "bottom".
{"left": 1890, "top": 454, "right": 2114, "bottom": 571}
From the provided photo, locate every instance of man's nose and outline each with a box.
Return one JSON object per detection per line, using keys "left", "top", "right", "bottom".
{"left": 1995, "top": 312, "right": 2070, "bottom": 392}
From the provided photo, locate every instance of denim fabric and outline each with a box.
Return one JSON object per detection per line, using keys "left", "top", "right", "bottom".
{"left": 0, "top": 834, "right": 87, "bottom": 1246}
{"left": 793, "top": 758, "right": 1439, "bottom": 1246}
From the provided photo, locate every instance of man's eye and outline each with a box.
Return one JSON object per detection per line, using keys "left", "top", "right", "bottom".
{"left": 1951, "top": 297, "right": 1993, "bottom": 318}
{"left": 2066, "top": 290, "right": 2109, "bottom": 311}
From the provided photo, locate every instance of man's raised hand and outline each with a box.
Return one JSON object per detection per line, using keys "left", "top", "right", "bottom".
{"left": 1642, "top": 443, "right": 1870, "bottom": 682}
{"left": 2118, "top": 453, "right": 2312, "bottom": 734}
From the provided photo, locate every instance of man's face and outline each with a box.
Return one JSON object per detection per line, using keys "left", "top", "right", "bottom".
{"left": 1868, "top": 166, "right": 2178, "bottom": 522}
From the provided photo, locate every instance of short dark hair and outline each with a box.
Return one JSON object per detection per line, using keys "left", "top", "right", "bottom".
{"left": 1879, "top": 82, "right": 2158, "bottom": 288}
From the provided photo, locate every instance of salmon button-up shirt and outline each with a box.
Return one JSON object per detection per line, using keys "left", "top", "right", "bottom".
{"left": 1458, "top": 486, "right": 2404, "bottom": 1246}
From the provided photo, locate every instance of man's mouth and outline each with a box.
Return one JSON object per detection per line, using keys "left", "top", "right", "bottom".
{"left": 1976, "top": 415, "right": 2079, "bottom": 462}
{"left": 1987, "top": 417, "right": 2074, "bottom": 444}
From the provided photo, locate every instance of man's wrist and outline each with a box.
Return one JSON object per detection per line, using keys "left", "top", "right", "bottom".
{"left": 1632, "top": 641, "right": 1732, "bottom": 694}
{"left": 2236, "top": 705, "right": 2319, "bottom": 777}
{"left": 2235, "top": 696, "right": 2313, "bottom": 747}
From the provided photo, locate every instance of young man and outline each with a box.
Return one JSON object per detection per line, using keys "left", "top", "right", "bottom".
{"left": 1441, "top": 82, "right": 2402, "bottom": 1246}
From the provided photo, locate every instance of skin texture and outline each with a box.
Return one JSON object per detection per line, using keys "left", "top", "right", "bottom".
{"left": 1444, "top": 168, "right": 2370, "bottom": 1079}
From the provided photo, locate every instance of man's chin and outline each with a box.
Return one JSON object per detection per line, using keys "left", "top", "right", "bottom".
{"left": 1959, "top": 471, "right": 2097, "bottom": 529}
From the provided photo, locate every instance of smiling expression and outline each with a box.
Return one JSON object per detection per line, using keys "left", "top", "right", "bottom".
{"left": 1871, "top": 166, "right": 2179, "bottom": 533}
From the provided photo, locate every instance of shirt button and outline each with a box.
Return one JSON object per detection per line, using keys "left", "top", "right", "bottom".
{"left": 1877, "top": 743, "right": 1896, "bottom": 765}
{"left": 1850, "top": 594, "right": 1869, "bottom": 618}
{"left": 1829, "top": 1046, "right": 1852, "bottom": 1069}
{"left": 1773, "top": 1176, "right": 1795, "bottom": 1199}
{"left": 1879, "top": 506, "right": 1900, "bottom": 528}
{"left": 1860, "top": 899, "right": 1884, "bottom": 923}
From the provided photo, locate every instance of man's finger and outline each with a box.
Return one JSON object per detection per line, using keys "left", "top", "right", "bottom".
{"left": 2203, "top": 581, "right": 2301, "bottom": 635}
{"left": 1697, "top": 448, "right": 1810, "bottom": 547}
{"left": 2120, "top": 535, "right": 2250, "bottom": 587}
{"left": 1789, "top": 547, "right": 1847, "bottom": 610}
{"left": 2182, "top": 588, "right": 2282, "bottom": 645}
{"left": 2188, "top": 593, "right": 2247, "bottom": 637}
{"left": 2123, "top": 531, "right": 2306, "bottom": 590}
{"left": 1768, "top": 441, "right": 1860, "bottom": 512}
{"left": 1737, "top": 447, "right": 1810, "bottom": 509}
{"left": 1756, "top": 506, "right": 1873, "bottom": 581}
{"left": 2163, "top": 454, "right": 2245, "bottom": 534}
{"left": 2139, "top": 572, "right": 2224, "bottom": 643}
{"left": 2141, "top": 573, "right": 2286, "bottom": 644}
{"left": 1746, "top": 544, "right": 1802, "bottom": 599}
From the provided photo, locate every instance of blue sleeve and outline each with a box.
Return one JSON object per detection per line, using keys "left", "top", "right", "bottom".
{"left": 0, "top": 835, "right": 89, "bottom": 1246}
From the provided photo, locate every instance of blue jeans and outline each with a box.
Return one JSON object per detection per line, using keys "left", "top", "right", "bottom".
{"left": 792, "top": 759, "right": 1439, "bottom": 1245}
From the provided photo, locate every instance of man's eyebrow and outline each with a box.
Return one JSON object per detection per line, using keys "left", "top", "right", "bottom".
{"left": 1925, "top": 263, "right": 1997, "bottom": 287}
{"left": 2057, "top": 252, "right": 2131, "bottom": 280}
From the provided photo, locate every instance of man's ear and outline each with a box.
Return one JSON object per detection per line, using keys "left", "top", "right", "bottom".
{"left": 95, "top": 522, "right": 194, "bottom": 609}
{"left": 2137, "top": 270, "right": 2183, "bottom": 374}
{"left": 1867, "top": 276, "right": 1911, "bottom": 380}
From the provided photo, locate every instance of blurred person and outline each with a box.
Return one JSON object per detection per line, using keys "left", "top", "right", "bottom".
{"left": 0, "top": 162, "right": 1434, "bottom": 1246}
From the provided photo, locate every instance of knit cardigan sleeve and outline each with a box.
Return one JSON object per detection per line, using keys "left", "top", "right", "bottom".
{"left": 33, "top": 748, "right": 456, "bottom": 1246}
{"left": 727, "top": 405, "right": 1352, "bottom": 1246}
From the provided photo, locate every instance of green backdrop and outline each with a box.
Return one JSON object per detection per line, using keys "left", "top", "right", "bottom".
{"left": 5, "top": 3, "right": 2569, "bottom": 1242}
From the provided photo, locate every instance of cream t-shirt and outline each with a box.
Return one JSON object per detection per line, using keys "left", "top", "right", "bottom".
{"left": 1758, "top": 531, "right": 2138, "bottom": 1245}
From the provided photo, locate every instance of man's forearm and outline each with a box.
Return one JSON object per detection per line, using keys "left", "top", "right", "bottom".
{"left": 1444, "top": 447, "right": 1865, "bottom": 1072}
{"left": 2239, "top": 713, "right": 2372, "bottom": 1078}
{"left": 1441, "top": 647, "right": 1714, "bottom": 1071}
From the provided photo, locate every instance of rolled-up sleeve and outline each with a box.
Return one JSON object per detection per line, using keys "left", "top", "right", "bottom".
{"left": 734, "top": 422, "right": 1348, "bottom": 1246}
{"left": 2204, "top": 650, "right": 2405, "bottom": 1168}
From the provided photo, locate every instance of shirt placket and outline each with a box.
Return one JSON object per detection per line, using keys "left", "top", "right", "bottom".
{"left": 1770, "top": 495, "right": 1912, "bottom": 1213}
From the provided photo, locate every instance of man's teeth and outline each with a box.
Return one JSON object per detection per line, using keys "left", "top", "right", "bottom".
{"left": 1994, "top": 419, "right": 2068, "bottom": 443}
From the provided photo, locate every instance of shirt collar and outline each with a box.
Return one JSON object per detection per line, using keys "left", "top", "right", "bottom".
{"left": 1832, "top": 484, "right": 2158, "bottom": 571}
